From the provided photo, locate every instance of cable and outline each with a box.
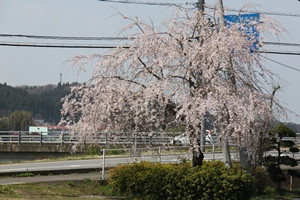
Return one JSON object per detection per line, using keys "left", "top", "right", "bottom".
{"left": 263, "top": 42, "right": 300, "bottom": 47}
{"left": 261, "top": 55, "right": 300, "bottom": 73}
{"left": 99, "top": 0, "right": 300, "bottom": 18}
{"left": 205, "top": 5, "right": 300, "bottom": 18}
{"left": 2, "top": 34, "right": 300, "bottom": 48}
{"left": 0, "top": 42, "right": 300, "bottom": 56}
{"left": 0, "top": 42, "right": 129, "bottom": 49}
{"left": 0, "top": 34, "right": 128, "bottom": 41}
{"left": 259, "top": 50, "right": 300, "bottom": 56}
{"left": 99, "top": 0, "right": 182, "bottom": 6}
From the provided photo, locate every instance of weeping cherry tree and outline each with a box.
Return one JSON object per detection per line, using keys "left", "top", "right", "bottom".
{"left": 60, "top": 9, "right": 283, "bottom": 167}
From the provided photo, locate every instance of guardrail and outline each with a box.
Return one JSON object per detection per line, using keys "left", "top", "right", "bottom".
{"left": 0, "top": 131, "right": 299, "bottom": 147}
{"left": 0, "top": 131, "right": 183, "bottom": 146}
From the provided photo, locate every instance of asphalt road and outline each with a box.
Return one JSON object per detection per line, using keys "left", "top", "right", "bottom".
{"left": 0, "top": 152, "right": 228, "bottom": 174}
{"left": 0, "top": 151, "right": 299, "bottom": 185}
{"left": 0, "top": 151, "right": 297, "bottom": 176}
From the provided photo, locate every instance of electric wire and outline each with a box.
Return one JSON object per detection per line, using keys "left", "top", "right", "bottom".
{"left": 99, "top": 0, "right": 300, "bottom": 18}
{"left": 98, "top": 0, "right": 183, "bottom": 6}
{"left": 259, "top": 50, "right": 300, "bottom": 56}
{"left": 0, "top": 34, "right": 128, "bottom": 41}
{"left": 0, "top": 41, "right": 300, "bottom": 57}
{"left": 261, "top": 55, "right": 300, "bottom": 73}
{"left": 205, "top": 5, "right": 300, "bottom": 18}
{"left": 0, "top": 42, "right": 129, "bottom": 49}
{"left": 1, "top": 34, "right": 300, "bottom": 48}
{"left": 263, "top": 42, "right": 300, "bottom": 47}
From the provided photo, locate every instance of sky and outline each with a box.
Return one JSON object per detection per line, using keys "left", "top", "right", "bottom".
{"left": 0, "top": 0, "right": 299, "bottom": 122}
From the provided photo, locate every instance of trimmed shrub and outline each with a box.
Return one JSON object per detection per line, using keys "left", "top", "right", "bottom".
{"left": 251, "top": 166, "right": 269, "bottom": 195}
{"left": 109, "top": 161, "right": 254, "bottom": 200}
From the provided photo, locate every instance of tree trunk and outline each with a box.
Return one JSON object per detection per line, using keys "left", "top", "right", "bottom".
{"left": 223, "top": 139, "right": 232, "bottom": 168}
{"left": 192, "top": 146, "right": 204, "bottom": 167}
{"left": 239, "top": 147, "right": 250, "bottom": 173}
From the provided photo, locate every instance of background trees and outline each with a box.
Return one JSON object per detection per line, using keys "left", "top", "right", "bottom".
{"left": 0, "top": 110, "right": 34, "bottom": 131}
{"left": 61, "top": 9, "right": 282, "bottom": 167}
{"left": 0, "top": 83, "right": 74, "bottom": 124}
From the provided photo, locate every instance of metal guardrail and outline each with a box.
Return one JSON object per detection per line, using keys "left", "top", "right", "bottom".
{"left": 0, "top": 131, "right": 181, "bottom": 146}
{"left": 0, "top": 131, "right": 299, "bottom": 147}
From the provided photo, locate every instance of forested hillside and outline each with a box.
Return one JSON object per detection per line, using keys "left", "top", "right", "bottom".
{"left": 0, "top": 83, "right": 75, "bottom": 124}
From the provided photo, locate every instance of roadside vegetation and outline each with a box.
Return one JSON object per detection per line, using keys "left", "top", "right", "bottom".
{"left": 0, "top": 179, "right": 115, "bottom": 200}
{"left": 108, "top": 161, "right": 300, "bottom": 200}
{"left": 1, "top": 160, "right": 300, "bottom": 199}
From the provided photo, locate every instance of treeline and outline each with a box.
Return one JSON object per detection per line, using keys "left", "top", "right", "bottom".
{"left": 0, "top": 110, "right": 34, "bottom": 131}
{"left": 0, "top": 82, "right": 76, "bottom": 124}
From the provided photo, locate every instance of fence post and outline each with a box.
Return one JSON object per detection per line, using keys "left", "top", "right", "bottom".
{"left": 158, "top": 146, "right": 161, "bottom": 163}
{"left": 40, "top": 132, "right": 43, "bottom": 145}
{"left": 212, "top": 144, "right": 215, "bottom": 160}
{"left": 102, "top": 148, "right": 105, "bottom": 179}
{"left": 61, "top": 132, "right": 64, "bottom": 146}
{"left": 134, "top": 133, "right": 137, "bottom": 159}
{"left": 18, "top": 131, "right": 21, "bottom": 145}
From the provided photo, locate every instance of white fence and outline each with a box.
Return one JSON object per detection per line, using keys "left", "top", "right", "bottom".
{"left": 98, "top": 145, "right": 232, "bottom": 179}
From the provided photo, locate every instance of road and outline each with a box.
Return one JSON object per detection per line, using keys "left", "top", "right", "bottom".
{"left": 0, "top": 151, "right": 298, "bottom": 175}
{"left": 0, "top": 151, "right": 299, "bottom": 185}
{"left": 0, "top": 152, "right": 229, "bottom": 175}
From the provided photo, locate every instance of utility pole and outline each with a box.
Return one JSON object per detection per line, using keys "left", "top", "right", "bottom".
{"left": 216, "top": 0, "right": 226, "bottom": 28}
{"left": 59, "top": 73, "right": 63, "bottom": 85}
{"left": 197, "top": 0, "right": 205, "bottom": 12}
{"left": 216, "top": 0, "right": 232, "bottom": 168}
{"left": 196, "top": 0, "right": 207, "bottom": 153}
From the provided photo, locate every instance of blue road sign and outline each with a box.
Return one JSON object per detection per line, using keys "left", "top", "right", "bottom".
{"left": 225, "top": 13, "right": 260, "bottom": 51}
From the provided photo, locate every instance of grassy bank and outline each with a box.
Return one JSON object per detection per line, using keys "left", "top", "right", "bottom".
{"left": 0, "top": 179, "right": 117, "bottom": 200}
{"left": 0, "top": 177, "right": 300, "bottom": 200}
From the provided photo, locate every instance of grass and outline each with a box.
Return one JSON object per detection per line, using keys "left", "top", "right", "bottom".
{"left": 251, "top": 187, "right": 300, "bottom": 200}
{"left": 0, "top": 179, "right": 118, "bottom": 200}
{"left": 0, "top": 175, "right": 300, "bottom": 200}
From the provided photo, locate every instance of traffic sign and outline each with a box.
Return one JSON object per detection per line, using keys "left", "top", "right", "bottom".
{"left": 225, "top": 13, "right": 260, "bottom": 51}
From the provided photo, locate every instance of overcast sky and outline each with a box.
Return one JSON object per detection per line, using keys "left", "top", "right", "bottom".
{"left": 0, "top": 0, "right": 299, "bottom": 122}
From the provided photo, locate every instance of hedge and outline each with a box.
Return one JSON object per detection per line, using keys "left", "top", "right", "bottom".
{"left": 109, "top": 161, "right": 255, "bottom": 200}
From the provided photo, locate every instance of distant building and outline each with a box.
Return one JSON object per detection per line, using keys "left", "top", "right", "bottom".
{"left": 29, "top": 126, "right": 48, "bottom": 135}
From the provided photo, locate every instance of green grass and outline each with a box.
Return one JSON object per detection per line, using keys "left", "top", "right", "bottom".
{"left": 1, "top": 178, "right": 300, "bottom": 200}
{"left": 251, "top": 186, "right": 300, "bottom": 200}
{"left": 0, "top": 179, "right": 118, "bottom": 200}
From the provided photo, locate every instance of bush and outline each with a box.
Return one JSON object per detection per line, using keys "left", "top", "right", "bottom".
{"left": 251, "top": 166, "right": 270, "bottom": 195}
{"left": 109, "top": 161, "right": 255, "bottom": 200}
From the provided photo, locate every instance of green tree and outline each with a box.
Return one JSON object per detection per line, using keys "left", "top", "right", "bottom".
{"left": 264, "top": 123, "right": 299, "bottom": 192}
{"left": 0, "top": 110, "right": 34, "bottom": 131}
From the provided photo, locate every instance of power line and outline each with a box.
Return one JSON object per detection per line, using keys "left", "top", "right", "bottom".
{"left": 0, "top": 42, "right": 129, "bottom": 49}
{"left": 259, "top": 50, "right": 300, "bottom": 56}
{"left": 205, "top": 5, "right": 300, "bottom": 18}
{"left": 99, "top": 0, "right": 300, "bottom": 18}
{"left": 264, "top": 42, "right": 300, "bottom": 47}
{"left": 2, "top": 34, "right": 300, "bottom": 48}
{"left": 99, "top": 0, "right": 182, "bottom": 6}
{"left": 0, "top": 34, "right": 128, "bottom": 41}
{"left": 261, "top": 55, "right": 300, "bottom": 73}
{"left": 0, "top": 42, "right": 300, "bottom": 56}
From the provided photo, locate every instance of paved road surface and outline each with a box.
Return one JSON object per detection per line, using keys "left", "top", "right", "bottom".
{"left": 0, "top": 152, "right": 228, "bottom": 174}
{"left": 0, "top": 151, "right": 298, "bottom": 175}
